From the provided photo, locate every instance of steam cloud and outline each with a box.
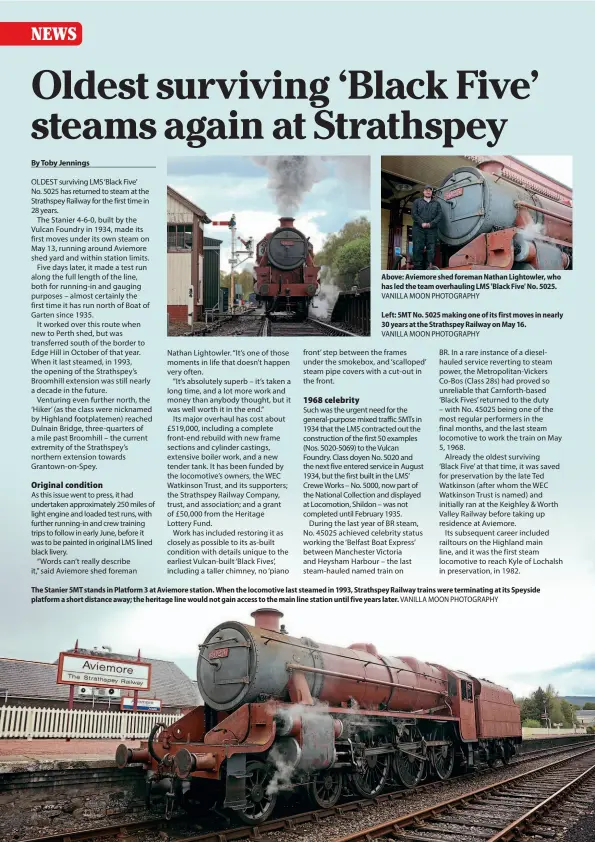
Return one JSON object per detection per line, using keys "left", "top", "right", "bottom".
{"left": 252, "top": 156, "right": 370, "bottom": 216}
{"left": 309, "top": 266, "right": 341, "bottom": 322}
{"left": 266, "top": 744, "right": 297, "bottom": 797}
{"left": 252, "top": 156, "right": 326, "bottom": 216}
{"left": 518, "top": 221, "right": 545, "bottom": 242}
{"left": 266, "top": 703, "right": 339, "bottom": 797}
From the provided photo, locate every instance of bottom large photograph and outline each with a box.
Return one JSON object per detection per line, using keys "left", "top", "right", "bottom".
{"left": 1, "top": 606, "right": 594, "bottom": 841}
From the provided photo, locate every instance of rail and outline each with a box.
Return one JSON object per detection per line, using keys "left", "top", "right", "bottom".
{"left": 18, "top": 741, "right": 595, "bottom": 842}
{"left": 330, "top": 744, "right": 595, "bottom": 842}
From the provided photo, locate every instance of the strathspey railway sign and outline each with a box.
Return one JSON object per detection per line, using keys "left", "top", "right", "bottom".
{"left": 57, "top": 653, "right": 151, "bottom": 691}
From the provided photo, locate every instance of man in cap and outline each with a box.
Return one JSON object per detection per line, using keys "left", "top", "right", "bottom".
{"left": 411, "top": 184, "right": 442, "bottom": 269}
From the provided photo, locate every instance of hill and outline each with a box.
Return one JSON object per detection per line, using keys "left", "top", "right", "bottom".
{"left": 564, "top": 696, "right": 595, "bottom": 707}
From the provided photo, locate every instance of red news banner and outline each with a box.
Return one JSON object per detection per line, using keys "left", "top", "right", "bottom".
{"left": 0, "top": 22, "right": 82, "bottom": 46}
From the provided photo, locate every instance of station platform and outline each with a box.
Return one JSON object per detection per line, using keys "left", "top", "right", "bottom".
{"left": 0, "top": 738, "right": 142, "bottom": 769}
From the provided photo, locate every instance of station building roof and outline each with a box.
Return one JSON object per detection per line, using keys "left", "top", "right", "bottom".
{"left": 167, "top": 185, "right": 210, "bottom": 223}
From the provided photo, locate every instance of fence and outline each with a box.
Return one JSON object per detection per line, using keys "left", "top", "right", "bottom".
{"left": 0, "top": 705, "right": 178, "bottom": 740}
{"left": 523, "top": 727, "right": 586, "bottom": 739}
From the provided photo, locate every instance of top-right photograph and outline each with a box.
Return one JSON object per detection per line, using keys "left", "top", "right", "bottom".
{"left": 381, "top": 155, "right": 572, "bottom": 271}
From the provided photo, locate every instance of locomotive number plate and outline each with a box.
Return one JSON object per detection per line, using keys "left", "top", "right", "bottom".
{"left": 444, "top": 187, "right": 464, "bottom": 200}
{"left": 279, "top": 240, "right": 295, "bottom": 246}
{"left": 209, "top": 647, "right": 229, "bottom": 659}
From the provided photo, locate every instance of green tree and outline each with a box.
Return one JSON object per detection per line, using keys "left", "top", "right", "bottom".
{"left": 583, "top": 702, "right": 595, "bottom": 710}
{"left": 316, "top": 217, "right": 370, "bottom": 271}
{"left": 519, "top": 685, "right": 577, "bottom": 729}
{"left": 522, "top": 719, "right": 542, "bottom": 728}
{"left": 334, "top": 235, "right": 371, "bottom": 279}
{"left": 560, "top": 699, "right": 578, "bottom": 728}
{"left": 221, "top": 269, "right": 253, "bottom": 300}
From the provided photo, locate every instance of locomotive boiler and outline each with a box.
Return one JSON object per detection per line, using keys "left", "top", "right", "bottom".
{"left": 116, "top": 609, "right": 521, "bottom": 825}
{"left": 435, "top": 162, "right": 572, "bottom": 270}
{"left": 253, "top": 217, "right": 320, "bottom": 318}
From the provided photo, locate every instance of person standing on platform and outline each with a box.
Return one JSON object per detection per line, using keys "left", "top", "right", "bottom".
{"left": 411, "top": 185, "right": 442, "bottom": 269}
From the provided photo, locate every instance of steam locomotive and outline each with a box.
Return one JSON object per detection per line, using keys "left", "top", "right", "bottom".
{"left": 116, "top": 609, "right": 521, "bottom": 825}
{"left": 253, "top": 217, "right": 320, "bottom": 319}
{"left": 435, "top": 162, "right": 572, "bottom": 270}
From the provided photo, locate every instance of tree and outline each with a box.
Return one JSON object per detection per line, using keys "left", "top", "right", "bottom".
{"left": 583, "top": 702, "right": 595, "bottom": 710}
{"left": 522, "top": 719, "right": 541, "bottom": 728}
{"left": 316, "top": 217, "right": 370, "bottom": 274}
{"left": 518, "top": 685, "right": 577, "bottom": 729}
{"left": 334, "top": 235, "right": 371, "bottom": 279}
{"left": 220, "top": 269, "right": 253, "bottom": 300}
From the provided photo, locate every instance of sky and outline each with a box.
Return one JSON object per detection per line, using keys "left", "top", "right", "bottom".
{"left": 167, "top": 156, "right": 370, "bottom": 272}
{"left": 514, "top": 156, "right": 573, "bottom": 188}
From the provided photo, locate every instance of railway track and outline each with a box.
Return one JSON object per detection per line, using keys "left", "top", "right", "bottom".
{"left": 188, "top": 310, "right": 357, "bottom": 338}
{"left": 21, "top": 741, "right": 595, "bottom": 842}
{"left": 190, "top": 311, "right": 265, "bottom": 337}
{"left": 330, "top": 744, "right": 595, "bottom": 841}
{"left": 261, "top": 317, "right": 358, "bottom": 337}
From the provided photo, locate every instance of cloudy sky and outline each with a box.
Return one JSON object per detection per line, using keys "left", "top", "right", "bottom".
{"left": 515, "top": 156, "right": 572, "bottom": 188}
{"left": 167, "top": 156, "right": 370, "bottom": 271}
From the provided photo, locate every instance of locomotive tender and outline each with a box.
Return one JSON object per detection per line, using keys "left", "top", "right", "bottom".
{"left": 116, "top": 609, "right": 521, "bottom": 825}
{"left": 253, "top": 217, "right": 320, "bottom": 318}
{"left": 435, "top": 161, "right": 572, "bottom": 270}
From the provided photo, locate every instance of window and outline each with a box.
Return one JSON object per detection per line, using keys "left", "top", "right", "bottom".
{"left": 168, "top": 224, "right": 193, "bottom": 250}
{"left": 461, "top": 680, "right": 473, "bottom": 701}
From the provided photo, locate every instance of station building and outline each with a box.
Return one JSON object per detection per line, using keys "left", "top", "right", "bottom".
{"left": 167, "top": 186, "right": 210, "bottom": 326}
{"left": 203, "top": 236, "right": 223, "bottom": 311}
{"left": 380, "top": 155, "right": 572, "bottom": 270}
{"left": 0, "top": 651, "right": 200, "bottom": 717}
{"left": 575, "top": 709, "right": 595, "bottom": 727}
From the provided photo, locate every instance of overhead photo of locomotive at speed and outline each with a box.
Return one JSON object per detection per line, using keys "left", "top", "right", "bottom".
{"left": 167, "top": 155, "right": 371, "bottom": 337}
{"left": 381, "top": 155, "right": 572, "bottom": 271}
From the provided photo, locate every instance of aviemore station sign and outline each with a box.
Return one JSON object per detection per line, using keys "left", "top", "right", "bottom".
{"left": 57, "top": 653, "right": 152, "bottom": 690}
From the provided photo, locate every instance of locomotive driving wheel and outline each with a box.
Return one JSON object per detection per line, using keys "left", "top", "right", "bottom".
{"left": 307, "top": 770, "right": 343, "bottom": 808}
{"left": 350, "top": 734, "right": 391, "bottom": 798}
{"left": 431, "top": 742, "right": 455, "bottom": 780}
{"left": 235, "top": 760, "right": 278, "bottom": 826}
{"left": 428, "top": 726, "right": 454, "bottom": 781}
{"left": 394, "top": 748, "right": 425, "bottom": 788}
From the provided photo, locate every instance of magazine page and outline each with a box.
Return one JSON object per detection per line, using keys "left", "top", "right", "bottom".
{"left": 0, "top": 3, "right": 594, "bottom": 841}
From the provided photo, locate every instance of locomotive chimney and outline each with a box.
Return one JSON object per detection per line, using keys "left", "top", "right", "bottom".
{"left": 251, "top": 608, "right": 284, "bottom": 632}
{"left": 279, "top": 216, "right": 295, "bottom": 228}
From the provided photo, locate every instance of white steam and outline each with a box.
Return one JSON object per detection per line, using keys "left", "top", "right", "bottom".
{"left": 252, "top": 156, "right": 370, "bottom": 217}
{"left": 309, "top": 266, "right": 341, "bottom": 322}
{"left": 266, "top": 744, "right": 298, "bottom": 797}
{"left": 252, "top": 156, "right": 326, "bottom": 216}
{"left": 518, "top": 221, "right": 545, "bottom": 242}
{"left": 266, "top": 703, "right": 338, "bottom": 797}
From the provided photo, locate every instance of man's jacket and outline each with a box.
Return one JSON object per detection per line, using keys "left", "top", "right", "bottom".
{"left": 411, "top": 198, "right": 442, "bottom": 229}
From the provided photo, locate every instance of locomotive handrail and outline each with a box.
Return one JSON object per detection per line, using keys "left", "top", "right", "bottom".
{"left": 286, "top": 662, "right": 448, "bottom": 696}
{"left": 514, "top": 200, "right": 573, "bottom": 224}
{"left": 259, "top": 634, "right": 448, "bottom": 685}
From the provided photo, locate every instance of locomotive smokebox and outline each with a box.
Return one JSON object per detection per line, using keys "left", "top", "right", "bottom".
{"left": 279, "top": 216, "right": 295, "bottom": 228}
{"left": 251, "top": 607, "right": 284, "bottom": 632}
